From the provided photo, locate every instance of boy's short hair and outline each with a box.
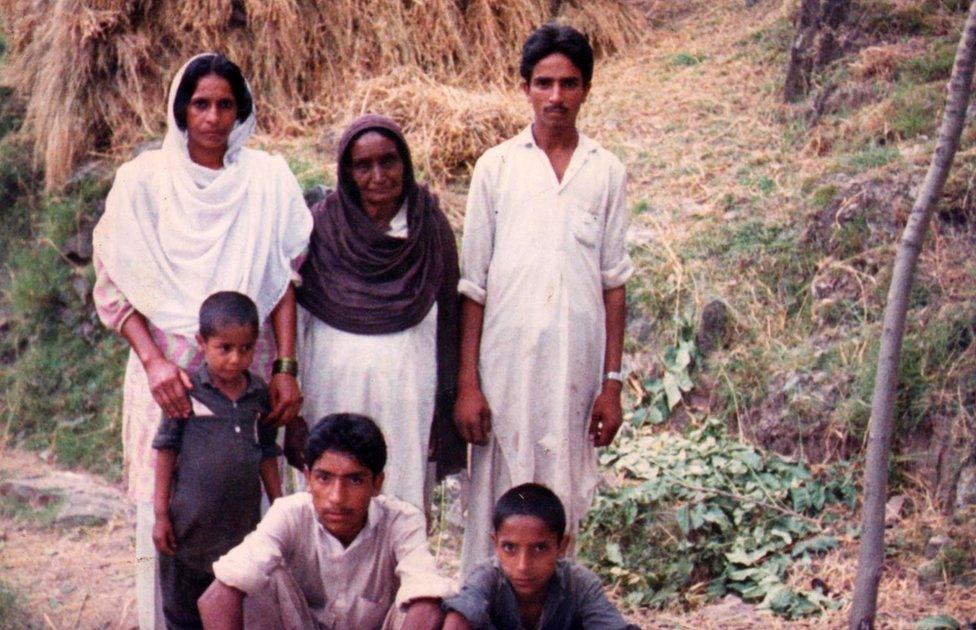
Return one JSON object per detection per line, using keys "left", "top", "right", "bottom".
{"left": 305, "top": 413, "right": 387, "bottom": 476}
{"left": 198, "top": 291, "right": 259, "bottom": 339}
{"left": 520, "top": 23, "right": 594, "bottom": 87}
{"left": 493, "top": 483, "right": 567, "bottom": 542}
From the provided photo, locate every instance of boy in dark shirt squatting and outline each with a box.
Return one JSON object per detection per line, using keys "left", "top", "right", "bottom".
{"left": 443, "top": 483, "right": 638, "bottom": 630}
{"left": 152, "top": 291, "right": 282, "bottom": 629}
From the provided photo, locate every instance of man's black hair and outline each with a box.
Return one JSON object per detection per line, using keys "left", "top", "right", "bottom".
{"left": 519, "top": 23, "right": 594, "bottom": 87}
{"left": 305, "top": 413, "right": 387, "bottom": 476}
{"left": 198, "top": 291, "right": 259, "bottom": 339}
{"left": 492, "top": 483, "right": 567, "bottom": 542}
{"left": 172, "top": 53, "right": 253, "bottom": 130}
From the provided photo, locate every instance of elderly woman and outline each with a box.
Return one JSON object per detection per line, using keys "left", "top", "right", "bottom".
{"left": 297, "top": 114, "right": 463, "bottom": 511}
{"left": 92, "top": 54, "right": 311, "bottom": 628}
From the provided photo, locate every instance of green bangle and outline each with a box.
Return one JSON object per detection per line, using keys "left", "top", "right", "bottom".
{"left": 272, "top": 357, "right": 298, "bottom": 376}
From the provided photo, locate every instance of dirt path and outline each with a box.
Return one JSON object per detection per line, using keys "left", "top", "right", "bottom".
{"left": 0, "top": 448, "right": 137, "bottom": 629}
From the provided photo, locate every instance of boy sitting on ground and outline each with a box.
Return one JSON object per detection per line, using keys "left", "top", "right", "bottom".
{"left": 152, "top": 291, "right": 283, "bottom": 629}
{"left": 443, "top": 483, "right": 638, "bottom": 630}
{"left": 198, "top": 412, "right": 454, "bottom": 630}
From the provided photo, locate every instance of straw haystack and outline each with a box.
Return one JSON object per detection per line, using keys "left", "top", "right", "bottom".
{"left": 0, "top": 0, "right": 643, "bottom": 189}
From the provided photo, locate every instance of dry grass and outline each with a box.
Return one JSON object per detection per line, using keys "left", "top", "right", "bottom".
{"left": 0, "top": 0, "right": 642, "bottom": 190}
{"left": 334, "top": 68, "right": 528, "bottom": 192}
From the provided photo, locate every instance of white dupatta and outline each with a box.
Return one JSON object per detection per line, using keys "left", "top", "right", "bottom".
{"left": 93, "top": 54, "right": 312, "bottom": 337}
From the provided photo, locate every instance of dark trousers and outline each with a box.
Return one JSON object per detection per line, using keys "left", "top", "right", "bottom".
{"left": 158, "top": 553, "right": 214, "bottom": 630}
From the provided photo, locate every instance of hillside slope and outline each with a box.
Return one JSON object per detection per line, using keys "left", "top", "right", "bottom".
{"left": 1, "top": 0, "right": 975, "bottom": 626}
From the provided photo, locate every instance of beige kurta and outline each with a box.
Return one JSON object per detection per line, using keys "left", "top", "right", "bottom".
{"left": 213, "top": 493, "right": 455, "bottom": 629}
{"left": 458, "top": 126, "right": 633, "bottom": 576}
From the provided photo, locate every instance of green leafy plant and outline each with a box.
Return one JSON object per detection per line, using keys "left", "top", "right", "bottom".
{"left": 630, "top": 317, "right": 698, "bottom": 427}
{"left": 581, "top": 416, "right": 855, "bottom": 618}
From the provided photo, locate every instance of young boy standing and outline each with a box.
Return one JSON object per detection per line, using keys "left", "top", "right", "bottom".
{"left": 443, "top": 483, "right": 638, "bottom": 630}
{"left": 152, "top": 291, "right": 282, "bottom": 629}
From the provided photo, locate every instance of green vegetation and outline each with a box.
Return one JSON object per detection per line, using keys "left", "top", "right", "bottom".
{"left": 843, "top": 144, "right": 901, "bottom": 172}
{"left": 582, "top": 416, "right": 854, "bottom": 618}
{"left": 0, "top": 176, "right": 128, "bottom": 478}
{"left": 0, "top": 494, "right": 62, "bottom": 528}
{"left": 839, "top": 304, "right": 976, "bottom": 445}
{"left": 670, "top": 52, "right": 707, "bottom": 67}
{"left": 0, "top": 580, "right": 31, "bottom": 629}
{"left": 889, "top": 83, "right": 944, "bottom": 141}
{"left": 286, "top": 154, "right": 334, "bottom": 192}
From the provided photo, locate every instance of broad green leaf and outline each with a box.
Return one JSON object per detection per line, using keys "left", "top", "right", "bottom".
{"left": 791, "top": 536, "right": 838, "bottom": 557}
{"left": 676, "top": 506, "right": 691, "bottom": 535}
{"left": 663, "top": 371, "right": 682, "bottom": 409}
{"left": 915, "top": 615, "right": 961, "bottom": 630}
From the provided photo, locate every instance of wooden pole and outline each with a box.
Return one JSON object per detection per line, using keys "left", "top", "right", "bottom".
{"left": 849, "top": 4, "right": 976, "bottom": 628}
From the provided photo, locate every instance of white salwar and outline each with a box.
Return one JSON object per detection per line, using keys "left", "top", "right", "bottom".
{"left": 93, "top": 55, "right": 312, "bottom": 628}
{"left": 458, "top": 126, "right": 633, "bottom": 576}
{"left": 298, "top": 206, "right": 438, "bottom": 511}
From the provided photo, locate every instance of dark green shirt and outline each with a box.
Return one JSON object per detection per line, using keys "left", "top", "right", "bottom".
{"left": 443, "top": 559, "right": 640, "bottom": 630}
{"left": 152, "top": 364, "right": 280, "bottom": 573}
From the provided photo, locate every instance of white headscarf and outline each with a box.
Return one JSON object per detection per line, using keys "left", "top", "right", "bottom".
{"left": 94, "top": 54, "right": 312, "bottom": 337}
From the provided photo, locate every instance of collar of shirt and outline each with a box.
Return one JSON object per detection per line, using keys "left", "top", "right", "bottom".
{"left": 515, "top": 125, "right": 598, "bottom": 192}
{"left": 312, "top": 497, "right": 381, "bottom": 557}
{"left": 515, "top": 124, "right": 598, "bottom": 155}
{"left": 195, "top": 363, "right": 262, "bottom": 401}
{"left": 491, "top": 557, "right": 570, "bottom": 628}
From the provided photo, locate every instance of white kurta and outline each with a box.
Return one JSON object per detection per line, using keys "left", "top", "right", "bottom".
{"left": 298, "top": 207, "right": 438, "bottom": 511}
{"left": 458, "top": 126, "right": 633, "bottom": 575}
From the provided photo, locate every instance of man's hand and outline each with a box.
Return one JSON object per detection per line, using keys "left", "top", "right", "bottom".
{"left": 454, "top": 385, "right": 492, "bottom": 445}
{"left": 267, "top": 373, "right": 302, "bottom": 427}
{"left": 283, "top": 418, "right": 308, "bottom": 470}
{"left": 145, "top": 356, "right": 192, "bottom": 418}
{"left": 402, "top": 598, "right": 445, "bottom": 630}
{"left": 588, "top": 381, "right": 623, "bottom": 447}
{"left": 152, "top": 513, "right": 178, "bottom": 555}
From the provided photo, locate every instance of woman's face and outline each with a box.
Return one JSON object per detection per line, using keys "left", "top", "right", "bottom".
{"left": 347, "top": 131, "right": 404, "bottom": 211}
{"left": 185, "top": 73, "right": 238, "bottom": 162}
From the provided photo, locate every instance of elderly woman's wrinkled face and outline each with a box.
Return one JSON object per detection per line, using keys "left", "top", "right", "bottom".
{"left": 347, "top": 131, "right": 404, "bottom": 211}
{"left": 186, "top": 73, "right": 238, "bottom": 160}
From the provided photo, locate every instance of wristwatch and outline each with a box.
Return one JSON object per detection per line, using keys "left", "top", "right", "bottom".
{"left": 603, "top": 370, "right": 625, "bottom": 383}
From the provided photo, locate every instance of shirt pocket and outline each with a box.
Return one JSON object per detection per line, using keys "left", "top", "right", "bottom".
{"left": 571, "top": 205, "right": 602, "bottom": 248}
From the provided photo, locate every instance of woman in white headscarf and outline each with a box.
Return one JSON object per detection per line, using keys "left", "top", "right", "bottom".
{"left": 92, "top": 53, "right": 312, "bottom": 628}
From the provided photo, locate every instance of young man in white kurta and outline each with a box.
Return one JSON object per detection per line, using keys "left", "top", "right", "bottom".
{"left": 455, "top": 24, "right": 633, "bottom": 576}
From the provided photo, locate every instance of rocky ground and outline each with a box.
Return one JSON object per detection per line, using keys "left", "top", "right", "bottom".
{"left": 0, "top": 448, "right": 136, "bottom": 628}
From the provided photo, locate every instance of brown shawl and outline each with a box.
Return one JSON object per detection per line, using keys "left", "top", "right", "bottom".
{"left": 297, "top": 114, "right": 464, "bottom": 479}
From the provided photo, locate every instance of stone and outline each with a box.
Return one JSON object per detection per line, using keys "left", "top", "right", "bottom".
{"left": 955, "top": 463, "right": 976, "bottom": 513}
{"left": 60, "top": 229, "right": 94, "bottom": 265}
{"left": 924, "top": 534, "right": 950, "bottom": 560}
{"left": 303, "top": 185, "right": 332, "bottom": 209}
{"left": 0, "top": 480, "right": 60, "bottom": 506}
{"left": 54, "top": 495, "right": 117, "bottom": 528}
{"left": 884, "top": 494, "right": 908, "bottom": 527}
{"left": 0, "top": 471, "right": 132, "bottom": 527}
{"left": 697, "top": 299, "right": 730, "bottom": 356}
{"left": 917, "top": 558, "right": 943, "bottom": 587}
